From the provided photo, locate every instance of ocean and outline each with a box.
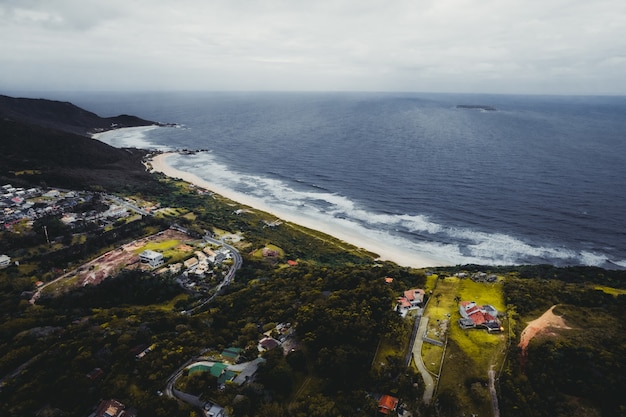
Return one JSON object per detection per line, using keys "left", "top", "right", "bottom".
{"left": 63, "top": 91, "right": 626, "bottom": 268}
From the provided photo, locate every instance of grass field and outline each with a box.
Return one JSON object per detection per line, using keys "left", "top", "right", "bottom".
{"left": 422, "top": 275, "right": 507, "bottom": 416}
{"left": 251, "top": 244, "right": 285, "bottom": 259}
{"left": 137, "top": 239, "right": 181, "bottom": 252}
{"left": 594, "top": 285, "right": 626, "bottom": 296}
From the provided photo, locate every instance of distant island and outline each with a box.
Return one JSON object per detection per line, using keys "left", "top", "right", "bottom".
{"left": 456, "top": 104, "right": 497, "bottom": 111}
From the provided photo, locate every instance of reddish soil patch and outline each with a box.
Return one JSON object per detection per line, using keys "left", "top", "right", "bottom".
{"left": 76, "top": 229, "right": 191, "bottom": 287}
{"left": 177, "top": 244, "right": 194, "bottom": 252}
{"left": 518, "top": 305, "right": 572, "bottom": 355}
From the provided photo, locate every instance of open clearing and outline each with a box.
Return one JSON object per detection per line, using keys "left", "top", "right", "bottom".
{"left": 518, "top": 305, "right": 572, "bottom": 355}
{"left": 37, "top": 229, "right": 192, "bottom": 298}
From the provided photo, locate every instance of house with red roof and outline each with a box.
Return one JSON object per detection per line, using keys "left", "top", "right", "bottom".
{"left": 378, "top": 394, "right": 399, "bottom": 415}
{"left": 458, "top": 301, "right": 501, "bottom": 332}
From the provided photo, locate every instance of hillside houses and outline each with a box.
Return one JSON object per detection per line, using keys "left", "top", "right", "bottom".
{"left": 1, "top": 184, "right": 136, "bottom": 233}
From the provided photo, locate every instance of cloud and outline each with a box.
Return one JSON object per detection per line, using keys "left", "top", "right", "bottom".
{"left": 1, "top": 0, "right": 625, "bottom": 93}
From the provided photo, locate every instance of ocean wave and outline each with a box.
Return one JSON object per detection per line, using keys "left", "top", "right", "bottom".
{"left": 172, "top": 151, "right": 613, "bottom": 267}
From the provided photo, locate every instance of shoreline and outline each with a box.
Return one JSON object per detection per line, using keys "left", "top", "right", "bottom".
{"left": 149, "top": 152, "right": 447, "bottom": 269}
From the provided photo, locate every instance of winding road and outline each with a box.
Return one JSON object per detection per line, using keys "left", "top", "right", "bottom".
{"left": 412, "top": 316, "right": 435, "bottom": 404}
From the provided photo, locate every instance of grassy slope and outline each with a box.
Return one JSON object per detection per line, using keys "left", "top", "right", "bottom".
{"left": 425, "top": 276, "right": 507, "bottom": 416}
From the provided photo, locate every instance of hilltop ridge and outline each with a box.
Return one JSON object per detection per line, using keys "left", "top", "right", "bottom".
{"left": 0, "top": 94, "right": 159, "bottom": 191}
{"left": 0, "top": 94, "right": 156, "bottom": 136}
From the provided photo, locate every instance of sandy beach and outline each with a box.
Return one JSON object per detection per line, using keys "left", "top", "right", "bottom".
{"left": 150, "top": 152, "right": 445, "bottom": 268}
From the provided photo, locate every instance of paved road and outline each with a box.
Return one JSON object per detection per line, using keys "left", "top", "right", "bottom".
{"left": 412, "top": 316, "right": 435, "bottom": 404}
{"left": 106, "top": 194, "right": 152, "bottom": 216}
{"left": 488, "top": 366, "right": 500, "bottom": 417}
{"left": 185, "top": 236, "right": 242, "bottom": 314}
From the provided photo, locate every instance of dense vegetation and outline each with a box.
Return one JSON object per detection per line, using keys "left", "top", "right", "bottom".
{"left": 498, "top": 274, "right": 626, "bottom": 417}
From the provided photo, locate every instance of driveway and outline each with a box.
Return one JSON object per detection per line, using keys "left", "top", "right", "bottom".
{"left": 412, "top": 316, "right": 434, "bottom": 404}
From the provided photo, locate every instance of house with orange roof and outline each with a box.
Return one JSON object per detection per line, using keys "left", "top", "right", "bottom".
{"left": 378, "top": 394, "right": 399, "bottom": 415}
{"left": 395, "top": 288, "right": 425, "bottom": 317}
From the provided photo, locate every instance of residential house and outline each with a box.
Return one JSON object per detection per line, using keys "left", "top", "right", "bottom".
{"left": 91, "top": 399, "right": 136, "bottom": 417}
{"left": 138, "top": 250, "right": 164, "bottom": 268}
{"left": 378, "top": 394, "right": 399, "bottom": 415}
{"left": 396, "top": 288, "right": 426, "bottom": 317}
{"left": 188, "top": 362, "right": 235, "bottom": 390}
{"left": 221, "top": 347, "right": 243, "bottom": 363}
{"left": 203, "top": 247, "right": 216, "bottom": 257}
{"left": 458, "top": 301, "right": 501, "bottom": 332}
{"left": 258, "top": 337, "right": 280, "bottom": 352}
{"left": 184, "top": 256, "right": 199, "bottom": 269}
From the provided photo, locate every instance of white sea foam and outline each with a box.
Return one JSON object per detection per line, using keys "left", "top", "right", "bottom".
{"left": 169, "top": 151, "right": 613, "bottom": 267}
{"left": 611, "top": 259, "right": 626, "bottom": 268}
{"left": 92, "top": 126, "right": 170, "bottom": 150}
{"left": 579, "top": 251, "right": 609, "bottom": 267}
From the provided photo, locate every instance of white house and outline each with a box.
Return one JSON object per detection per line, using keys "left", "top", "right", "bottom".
{"left": 139, "top": 250, "right": 164, "bottom": 268}
{"left": 0, "top": 254, "right": 11, "bottom": 268}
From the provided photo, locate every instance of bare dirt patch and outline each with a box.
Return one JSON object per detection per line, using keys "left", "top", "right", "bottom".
{"left": 518, "top": 305, "right": 572, "bottom": 355}
{"left": 37, "top": 229, "right": 193, "bottom": 297}
{"left": 80, "top": 229, "right": 191, "bottom": 286}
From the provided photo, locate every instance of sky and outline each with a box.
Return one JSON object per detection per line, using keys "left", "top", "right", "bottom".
{"left": 1, "top": 0, "right": 626, "bottom": 95}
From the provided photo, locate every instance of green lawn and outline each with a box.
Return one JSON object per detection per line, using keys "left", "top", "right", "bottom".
{"left": 136, "top": 239, "right": 181, "bottom": 253}
{"left": 422, "top": 276, "right": 507, "bottom": 416}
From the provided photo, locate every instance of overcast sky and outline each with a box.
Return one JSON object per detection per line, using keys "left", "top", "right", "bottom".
{"left": 1, "top": 0, "right": 625, "bottom": 95}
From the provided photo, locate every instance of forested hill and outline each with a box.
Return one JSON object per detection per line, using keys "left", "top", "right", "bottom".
{"left": 0, "top": 94, "right": 155, "bottom": 136}
{"left": 0, "top": 95, "right": 162, "bottom": 191}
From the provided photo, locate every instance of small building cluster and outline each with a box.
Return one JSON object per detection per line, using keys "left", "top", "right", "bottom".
{"left": 175, "top": 243, "right": 234, "bottom": 292}
{"left": 1, "top": 184, "right": 140, "bottom": 234}
{"left": 458, "top": 301, "right": 502, "bottom": 332}
{"left": 258, "top": 322, "right": 295, "bottom": 352}
{"left": 455, "top": 271, "right": 498, "bottom": 283}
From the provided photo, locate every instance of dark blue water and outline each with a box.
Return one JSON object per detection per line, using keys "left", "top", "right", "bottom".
{"left": 57, "top": 92, "right": 626, "bottom": 268}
